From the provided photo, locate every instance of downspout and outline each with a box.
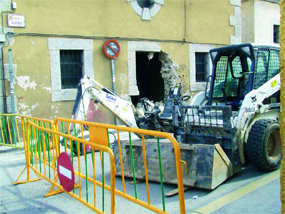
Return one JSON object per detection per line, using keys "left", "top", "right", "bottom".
{"left": 0, "top": 45, "right": 7, "bottom": 113}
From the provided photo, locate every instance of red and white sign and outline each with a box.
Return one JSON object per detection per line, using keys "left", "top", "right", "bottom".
{"left": 103, "top": 39, "right": 120, "bottom": 59}
{"left": 57, "top": 152, "right": 75, "bottom": 192}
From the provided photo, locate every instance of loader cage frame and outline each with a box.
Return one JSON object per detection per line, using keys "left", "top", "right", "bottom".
{"left": 207, "top": 43, "right": 280, "bottom": 108}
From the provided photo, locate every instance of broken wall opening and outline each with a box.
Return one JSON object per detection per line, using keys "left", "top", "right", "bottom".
{"left": 131, "top": 52, "right": 164, "bottom": 105}
{"left": 131, "top": 51, "right": 179, "bottom": 106}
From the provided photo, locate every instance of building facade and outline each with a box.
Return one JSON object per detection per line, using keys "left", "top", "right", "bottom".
{"left": 0, "top": 0, "right": 241, "bottom": 123}
{"left": 242, "top": 0, "right": 280, "bottom": 44}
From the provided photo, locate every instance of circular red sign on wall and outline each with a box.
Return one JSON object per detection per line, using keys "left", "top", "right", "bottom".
{"left": 103, "top": 39, "right": 120, "bottom": 59}
{"left": 57, "top": 152, "right": 75, "bottom": 192}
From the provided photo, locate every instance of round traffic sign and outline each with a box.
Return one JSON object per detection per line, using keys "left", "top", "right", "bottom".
{"left": 103, "top": 39, "right": 120, "bottom": 59}
{"left": 57, "top": 152, "right": 75, "bottom": 192}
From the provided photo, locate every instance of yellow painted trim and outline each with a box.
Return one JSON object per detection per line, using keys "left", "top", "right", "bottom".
{"left": 195, "top": 169, "right": 280, "bottom": 214}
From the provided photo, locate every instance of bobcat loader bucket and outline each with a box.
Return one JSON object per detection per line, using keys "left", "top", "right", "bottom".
{"left": 113, "top": 105, "right": 240, "bottom": 190}
{"left": 113, "top": 139, "right": 234, "bottom": 190}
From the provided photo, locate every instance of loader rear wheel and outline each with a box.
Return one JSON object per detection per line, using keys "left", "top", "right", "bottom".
{"left": 246, "top": 119, "right": 282, "bottom": 171}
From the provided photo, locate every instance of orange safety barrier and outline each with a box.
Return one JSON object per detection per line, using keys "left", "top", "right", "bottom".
{"left": 55, "top": 117, "right": 186, "bottom": 214}
{"left": 14, "top": 118, "right": 116, "bottom": 214}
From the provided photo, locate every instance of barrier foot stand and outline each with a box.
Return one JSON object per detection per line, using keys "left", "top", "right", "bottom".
{"left": 45, "top": 180, "right": 80, "bottom": 197}
{"left": 13, "top": 166, "right": 41, "bottom": 185}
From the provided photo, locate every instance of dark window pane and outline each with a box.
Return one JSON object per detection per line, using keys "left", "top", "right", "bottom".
{"left": 195, "top": 52, "right": 208, "bottom": 82}
{"left": 60, "top": 50, "right": 83, "bottom": 89}
{"left": 274, "top": 25, "right": 280, "bottom": 43}
{"left": 137, "top": 0, "right": 154, "bottom": 8}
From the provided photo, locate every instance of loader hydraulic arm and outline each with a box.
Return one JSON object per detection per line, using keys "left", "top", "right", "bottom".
{"left": 72, "top": 75, "right": 138, "bottom": 128}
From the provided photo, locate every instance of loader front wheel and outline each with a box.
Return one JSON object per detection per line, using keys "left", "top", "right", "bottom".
{"left": 246, "top": 119, "right": 282, "bottom": 171}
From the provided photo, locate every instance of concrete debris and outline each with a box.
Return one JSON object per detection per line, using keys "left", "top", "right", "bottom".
{"left": 159, "top": 52, "right": 179, "bottom": 97}
{"left": 147, "top": 52, "right": 154, "bottom": 60}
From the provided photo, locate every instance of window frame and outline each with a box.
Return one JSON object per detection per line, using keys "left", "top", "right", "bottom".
{"left": 48, "top": 38, "right": 94, "bottom": 102}
{"left": 189, "top": 44, "right": 215, "bottom": 91}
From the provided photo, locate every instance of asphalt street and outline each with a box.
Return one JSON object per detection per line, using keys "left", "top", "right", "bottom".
{"left": 0, "top": 146, "right": 281, "bottom": 214}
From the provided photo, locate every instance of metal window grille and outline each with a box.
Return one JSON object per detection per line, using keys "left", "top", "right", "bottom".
{"left": 254, "top": 48, "right": 269, "bottom": 89}
{"left": 274, "top": 25, "right": 280, "bottom": 44}
{"left": 60, "top": 50, "right": 83, "bottom": 89}
{"left": 195, "top": 52, "right": 208, "bottom": 82}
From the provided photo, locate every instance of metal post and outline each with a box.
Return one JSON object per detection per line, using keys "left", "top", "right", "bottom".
{"left": 111, "top": 59, "right": 119, "bottom": 125}
{"left": 111, "top": 59, "right": 116, "bottom": 93}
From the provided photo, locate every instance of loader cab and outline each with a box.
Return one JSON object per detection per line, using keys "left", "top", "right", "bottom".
{"left": 206, "top": 43, "right": 280, "bottom": 110}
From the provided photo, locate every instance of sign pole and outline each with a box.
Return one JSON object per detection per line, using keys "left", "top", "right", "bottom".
{"left": 111, "top": 59, "right": 119, "bottom": 125}
{"left": 111, "top": 59, "right": 116, "bottom": 93}
{"left": 103, "top": 39, "right": 121, "bottom": 125}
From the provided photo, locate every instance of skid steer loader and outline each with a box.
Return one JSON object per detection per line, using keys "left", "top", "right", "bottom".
{"left": 112, "top": 43, "right": 282, "bottom": 189}
{"left": 70, "top": 43, "right": 281, "bottom": 190}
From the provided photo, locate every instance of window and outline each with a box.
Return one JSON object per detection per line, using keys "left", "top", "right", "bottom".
{"left": 60, "top": 50, "right": 83, "bottom": 89}
{"left": 127, "top": 0, "right": 164, "bottom": 21}
{"left": 195, "top": 53, "right": 208, "bottom": 82}
{"left": 189, "top": 44, "right": 215, "bottom": 91}
{"left": 137, "top": 0, "right": 154, "bottom": 8}
{"left": 48, "top": 38, "right": 94, "bottom": 102}
{"left": 273, "top": 25, "right": 279, "bottom": 43}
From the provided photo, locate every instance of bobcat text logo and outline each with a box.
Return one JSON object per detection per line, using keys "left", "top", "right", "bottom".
{"left": 106, "top": 94, "right": 116, "bottom": 103}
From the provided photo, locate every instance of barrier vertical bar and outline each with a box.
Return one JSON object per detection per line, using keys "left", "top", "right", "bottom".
{"left": 141, "top": 135, "right": 151, "bottom": 204}
{"left": 44, "top": 122, "right": 51, "bottom": 179}
{"left": 37, "top": 121, "right": 42, "bottom": 173}
{"left": 0, "top": 116, "right": 5, "bottom": 143}
{"left": 117, "top": 131, "right": 126, "bottom": 193}
{"left": 41, "top": 124, "right": 47, "bottom": 177}
{"left": 78, "top": 125, "right": 82, "bottom": 199}
{"left": 2, "top": 116, "right": 8, "bottom": 144}
{"left": 102, "top": 151, "right": 105, "bottom": 212}
{"left": 92, "top": 146, "right": 96, "bottom": 208}
{"left": 14, "top": 116, "right": 20, "bottom": 143}
{"left": 6, "top": 116, "right": 12, "bottom": 144}
{"left": 61, "top": 121, "right": 66, "bottom": 152}
{"left": 128, "top": 132, "right": 138, "bottom": 199}
{"left": 84, "top": 142, "right": 89, "bottom": 202}
{"left": 157, "top": 138, "right": 166, "bottom": 211}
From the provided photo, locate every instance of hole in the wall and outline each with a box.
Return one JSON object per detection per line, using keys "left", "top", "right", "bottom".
{"left": 131, "top": 51, "right": 164, "bottom": 106}
{"left": 131, "top": 51, "right": 179, "bottom": 106}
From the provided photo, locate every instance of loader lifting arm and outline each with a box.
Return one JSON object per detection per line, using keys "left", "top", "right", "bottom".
{"left": 72, "top": 75, "right": 138, "bottom": 128}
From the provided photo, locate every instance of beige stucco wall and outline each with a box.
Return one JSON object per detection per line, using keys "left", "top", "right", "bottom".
{"left": 8, "top": 0, "right": 235, "bottom": 44}
{"left": 1, "top": 0, "right": 238, "bottom": 121}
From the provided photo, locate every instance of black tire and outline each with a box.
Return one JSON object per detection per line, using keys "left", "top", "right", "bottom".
{"left": 246, "top": 119, "right": 282, "bottom": 171}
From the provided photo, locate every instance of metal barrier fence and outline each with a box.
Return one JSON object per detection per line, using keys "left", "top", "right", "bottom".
{"left": 14, "top": 118, "right": 116, "bottom": 214}
{"left": 0, "top": 114, "right": 23, "bottom": 148}
{"left": 12, "top": 115, "right": 186, "bottom": 213}
{"left": 55, "top": 117, "right": 186, "bottom": 214}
